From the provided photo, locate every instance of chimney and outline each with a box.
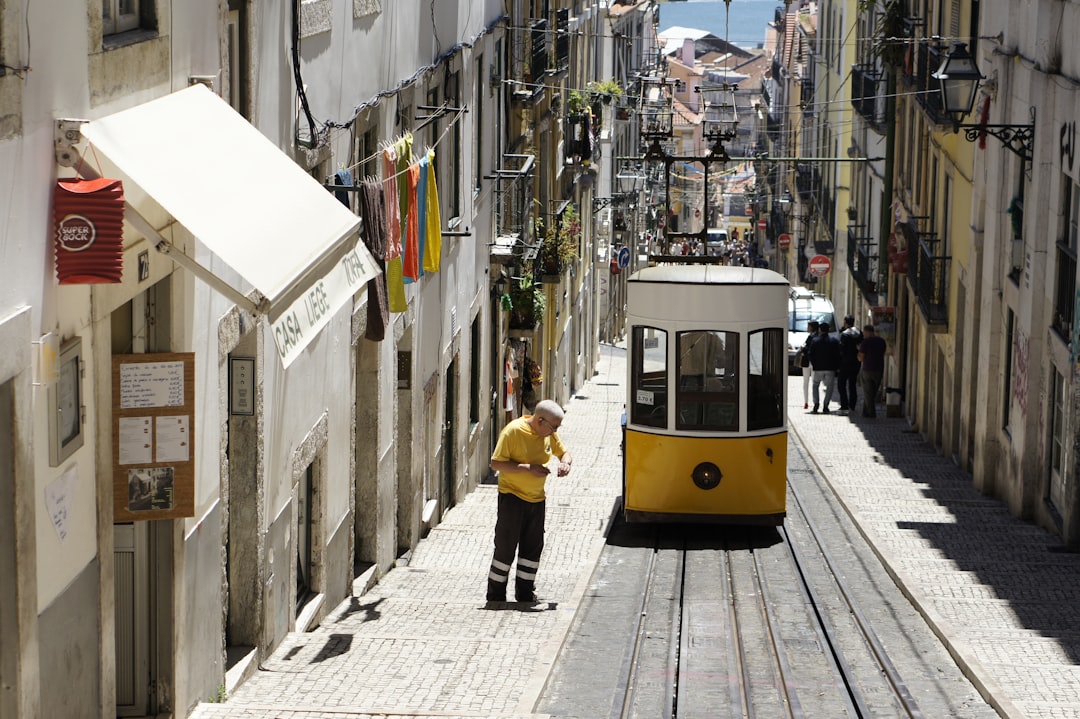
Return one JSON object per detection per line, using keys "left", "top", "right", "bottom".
{"left": 682, "top": 38, "right": 695, "bottom": 67}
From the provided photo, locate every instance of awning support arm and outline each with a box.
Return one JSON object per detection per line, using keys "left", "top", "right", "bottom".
{"left": 56, "top": 120, "right": 264, "bottom": 315}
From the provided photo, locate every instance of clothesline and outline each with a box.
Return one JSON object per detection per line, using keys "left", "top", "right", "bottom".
{"left": 339, "top": 104, "right": 466, "bottom": 181}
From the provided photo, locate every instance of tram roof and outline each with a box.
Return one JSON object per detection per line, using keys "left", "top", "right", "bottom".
{"left": 628, "top": 264, "right": 789, "bottom": 286}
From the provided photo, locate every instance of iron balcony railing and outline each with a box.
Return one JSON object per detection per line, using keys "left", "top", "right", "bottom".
{"left": 529, "top": 18, "right": 549, "bottom": 85}
{"left": 554, "top": 9, "right": 570, "bottom": 73}
{"left": 494, "top": 154, "right": 536, "bottom": 255}
{"left": 904, "top": 41, "right": 948, "bottom": 125}
{"left": 908, "top": 234, "right": 950, "bottom": 325}
{"left": 851, "top": 64, "right": 887, "bottom": 131}
{"left": 847, "top": 226, "right": 880, "bottom": 298}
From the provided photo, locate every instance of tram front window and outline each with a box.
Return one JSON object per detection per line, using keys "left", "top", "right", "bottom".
{"left": 630, "top": 326, "right": 668, "bottom": 428}
{"left": 677, "top": 330, "right": 738, "bottom": 431}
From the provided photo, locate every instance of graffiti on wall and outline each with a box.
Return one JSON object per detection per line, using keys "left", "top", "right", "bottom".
{"left": 1062, "top": 121, "right": 1076, "bottom": 174}
{"left": 1013, "top": 328, "right": 1031, "bottom": 417}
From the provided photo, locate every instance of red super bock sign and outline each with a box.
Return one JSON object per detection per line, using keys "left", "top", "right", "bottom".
{"left": 54, "top": 178, "right": 125, "bottom": 284}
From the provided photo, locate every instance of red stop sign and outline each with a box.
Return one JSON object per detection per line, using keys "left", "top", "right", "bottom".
{"left": 808, "top": 254, "right": 832, "bottom": 277}
{"left": 778, "top": 233, "right": 791, "bottom": 249}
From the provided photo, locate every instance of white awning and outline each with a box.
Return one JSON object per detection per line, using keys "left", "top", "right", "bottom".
{"left": 80, "top": 83, "right": 380, "bottom": 367}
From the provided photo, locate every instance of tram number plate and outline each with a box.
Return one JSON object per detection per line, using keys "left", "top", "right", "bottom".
{"left": 636, "top": 389, "right": 655, "bottom": 406}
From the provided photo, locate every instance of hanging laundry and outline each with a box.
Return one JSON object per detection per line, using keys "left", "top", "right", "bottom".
{"left": 382, "top": 146, "right": 402, "bottom": 260}
{"left": 413, "top": 153, "right": 428, "bottom": 280}
{"left": 386, "top": 255, "right": 406, "bottom": 312}
{"left": 402, "top": 160, "right": 420, "bottom": 281}
{"left": 334, "top": 168, "right": 353, "bottom": 209}
{"left": 424, "top": 148, "right": 442, "bottom": 272}
{"left": 358, "top": 178, "right": 390, "bottom": 340}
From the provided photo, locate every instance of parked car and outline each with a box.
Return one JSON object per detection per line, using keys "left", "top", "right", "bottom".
{"left": 787, "top": 286, "right": 837, "bottom": 373}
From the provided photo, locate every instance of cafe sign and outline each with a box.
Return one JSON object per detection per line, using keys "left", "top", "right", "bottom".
{"left": 54, "top": 178, "right": 125, "bottom": 284}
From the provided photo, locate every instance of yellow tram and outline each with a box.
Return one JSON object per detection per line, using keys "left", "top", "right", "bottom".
{"left": 623, "top": 264, "right": 789, "bottom": 524}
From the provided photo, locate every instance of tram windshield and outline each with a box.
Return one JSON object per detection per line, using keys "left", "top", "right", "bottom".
{"left": 677, "top": 330, "right": 738, "bottom": 431}
{"left": 630, "top": 326, "right": 668, "bottom": 428}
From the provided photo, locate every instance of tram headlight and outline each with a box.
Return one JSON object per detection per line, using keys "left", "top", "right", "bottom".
{"left": 691, "top": 461, "right": 722, "bottom": 490}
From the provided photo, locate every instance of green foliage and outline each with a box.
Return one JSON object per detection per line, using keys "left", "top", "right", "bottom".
{"left": 865, "top": 0, "right": 908, "bottom": 69}
{"left": 539, "top": 203, "right": 582, "bottom": 274}
{"left": 587, "top": 78, "right": 625, "bottom": 105}
{"left": 508, "top": 270, "right": 545, "bottom": 328}
{"left": 566, "top": 90, "right": 590, "bottom": 115}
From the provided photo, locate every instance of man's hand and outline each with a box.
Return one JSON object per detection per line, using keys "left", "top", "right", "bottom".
{"left": 524, "top": 463, "right": 550, "bottom": 477}
{"left": 555, "top": 460, "right": 572, "bottom": 477}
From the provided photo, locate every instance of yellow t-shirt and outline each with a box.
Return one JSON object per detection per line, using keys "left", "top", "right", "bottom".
{"left": 491, "top": 415, "right": 567, "bottom": 503}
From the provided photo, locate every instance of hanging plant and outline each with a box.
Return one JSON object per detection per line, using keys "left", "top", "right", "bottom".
{"left": 539, "top": 203, "right": 582, "bottom": 275}
{"left": 566, "top": 90, "right": 590, "bottom": 116}
{"left": 587, "top": 78, "right": 624, "bottom": 106}
{"left": 864, "top": 0, "right": 907, "bottom": 70}
{"left": 507, "top": 270, "right": 545, "bottom": 328}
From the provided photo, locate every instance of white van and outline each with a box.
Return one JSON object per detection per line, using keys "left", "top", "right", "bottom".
{"left": 787, "top": 286, "right": 837, "bottom": 372}
{"left": 706, "top": 228, "right": 728, "bottom": 256}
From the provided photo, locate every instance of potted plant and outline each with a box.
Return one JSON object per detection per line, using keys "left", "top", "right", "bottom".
{"left": 539, "top": 203, "right": 582, "bottom": 276}
{"left": 566, "top": 90, "right": 590, "bottom": 117}
{"left": 508, "top": 270, "right": 545, "bottom": 329}
{"left": 587, "top": 78, "right": 624, "bottom": 105}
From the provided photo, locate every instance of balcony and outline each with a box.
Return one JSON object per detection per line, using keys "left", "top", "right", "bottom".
{"left": 847, "top": 226, "right": 879, "bottom": 299}
{"left": 491, "top": 154, "right": 537, "bottom": 263}
{"left": 903, "top": 41, "right": 949, "bottom": 125}
{"left": 554, "top": 9, "right": 570, "bottom": 74}
{"left": 851, "top": 64, "right": 887, "bottom": 131}
{"left": 907, "top": 234, "right": 950, "bottom": 325}
{"left": 529, "top": 18, "right": 549, "bottom": 87}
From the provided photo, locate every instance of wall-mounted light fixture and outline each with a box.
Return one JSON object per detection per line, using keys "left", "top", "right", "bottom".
{"left": 932, "top": 42, "right": 1035, "bottom": 164}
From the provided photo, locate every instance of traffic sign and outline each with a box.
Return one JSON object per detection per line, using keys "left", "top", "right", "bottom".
{"left": 808, "top": 254, "right": 832, "bottom": 277}
{"left": 778, "top": 233, "right": 791, "bottom": 250}
{"left": 757, "top": 219, "right": 767, "bottom": 230}
{"left": 617, "top": 246, "right": 631, "bottom": 269}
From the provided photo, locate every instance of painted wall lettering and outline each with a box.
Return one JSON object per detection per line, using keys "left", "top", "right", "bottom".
{"left": 1061, "top": 121, "right": 1076, "bottom": 174}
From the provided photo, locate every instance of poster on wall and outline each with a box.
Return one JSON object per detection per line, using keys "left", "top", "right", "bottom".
{"left": 871, "top": 307, "right": 897, "bottom": 349}
{"left": 112, "top": 353, "right": 196, "bottom": 521}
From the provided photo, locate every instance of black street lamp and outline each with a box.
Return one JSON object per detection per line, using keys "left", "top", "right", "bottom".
{"left": 932, "top": 42, "right": 1035, "bottom": 163}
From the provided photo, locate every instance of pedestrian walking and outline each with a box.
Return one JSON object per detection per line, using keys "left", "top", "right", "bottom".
{"left": 857, "top": 324, "right": 887, "bottom": 417}
{"left": 487, "top": 399, "right": 574, "bottom": 603}
{"left": 808, "top": 322, "right": 841, "bottom": 413}
{"left": 799, "top": 320, "right": 820, "bottom": 409}
{"left": 837, "top": 315, "right": 863, "bottom": 413}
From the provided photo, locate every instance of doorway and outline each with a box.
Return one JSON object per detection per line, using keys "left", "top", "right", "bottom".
{"left": 113, "top": 280, "right": 174, "bottom": 717}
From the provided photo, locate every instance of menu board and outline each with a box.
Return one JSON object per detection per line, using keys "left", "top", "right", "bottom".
{"left": 112, "top": 353, "right": 195, "bottom": 521}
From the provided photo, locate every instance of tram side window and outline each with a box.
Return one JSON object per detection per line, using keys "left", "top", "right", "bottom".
{"left": 747, "top": 328, "right": 785, "bottom": 430}
{"left": 630, "top": 326, "right": 668, "bottom": 428}
{"left": 677, "top": 330, "right": 738, "bottom": 431}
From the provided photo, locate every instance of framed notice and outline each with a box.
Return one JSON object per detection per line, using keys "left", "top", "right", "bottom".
{"left": 112, "top": 353, "right": 195, "bottom": 521}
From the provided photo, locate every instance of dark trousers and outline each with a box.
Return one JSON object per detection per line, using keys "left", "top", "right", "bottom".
{"left": 837, "top": 365, "right": 859, "bottom": 410}
{"left": 487, "top": 492, "right": 545, "bottom": 600}
{"left": 860, "top": 371, "right": 883, "bottom": 417}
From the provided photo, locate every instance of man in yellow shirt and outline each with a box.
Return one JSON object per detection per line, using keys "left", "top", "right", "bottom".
{"left": 487, "top": 399, "right": 573, "bottom": 603}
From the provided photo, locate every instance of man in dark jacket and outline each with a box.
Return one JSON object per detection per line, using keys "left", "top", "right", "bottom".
{"left": 837, "top": 315, "right": 863, "bottom": 413}
{"left": 808, "top": 322, "right": 841, "bottom": 413}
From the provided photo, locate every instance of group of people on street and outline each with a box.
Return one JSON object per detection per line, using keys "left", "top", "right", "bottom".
{"left": 799, "top": 314, "right": 887, "bottom": 417}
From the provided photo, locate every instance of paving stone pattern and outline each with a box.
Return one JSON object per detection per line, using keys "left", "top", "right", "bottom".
{"left": 192, "top": 345, "right": 1080, "bottom": 719}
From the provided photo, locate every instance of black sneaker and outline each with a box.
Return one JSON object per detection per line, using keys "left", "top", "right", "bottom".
{"left": 515, "top": 592, "right": 539, "bottom": 603}
{"left": 486, "top": 592, "right": 506, "bottom": 602}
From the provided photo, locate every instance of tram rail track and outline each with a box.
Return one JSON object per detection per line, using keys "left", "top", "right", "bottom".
{"left": 539, "top": 437, "right": 996, "bottom": 719}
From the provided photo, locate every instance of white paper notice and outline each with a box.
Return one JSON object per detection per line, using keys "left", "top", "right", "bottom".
{"left": 45, "top": 465, "right": 78, "bottom": 542}
{"left": 118, "top": 416, "right": 153, "bottom": 465}
{"left": 155, "top": 415, "right": 190, "bottom": 463}
{"left": 119, "top": 361, "right": 185, "bottom": 409}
